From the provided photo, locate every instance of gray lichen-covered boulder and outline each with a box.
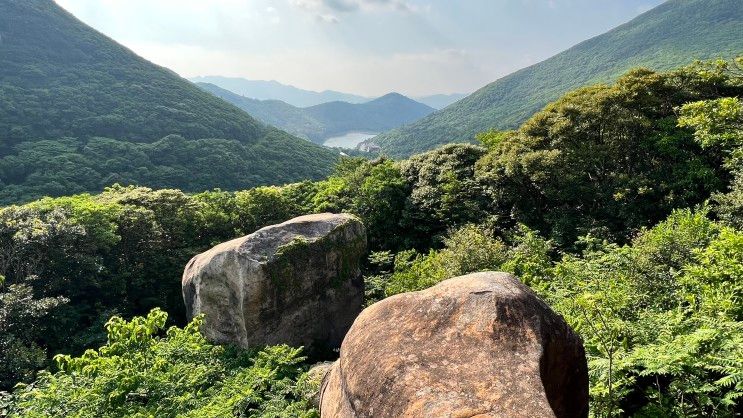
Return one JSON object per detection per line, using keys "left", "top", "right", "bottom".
{"left": 182, "top": 213, "right": 366, "bottom": 356}
{"left": 320, "top": 272, "right": 589, "bottom": 418}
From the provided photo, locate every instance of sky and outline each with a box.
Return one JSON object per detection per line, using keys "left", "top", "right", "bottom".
{"left": 54, "top": 0, "right": 666, "bottom": 97}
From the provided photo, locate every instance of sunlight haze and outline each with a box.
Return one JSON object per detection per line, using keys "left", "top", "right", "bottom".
{"left": 53, "top": 0, "right": 664, "bottom": 96}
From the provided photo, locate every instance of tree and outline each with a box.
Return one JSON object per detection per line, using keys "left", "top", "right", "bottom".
{"left": 399, "top": 144, "right": 490, "bottom": 249}
{"left": 679, "top": 87, "right": 743, "bottom": 229}
{"left": 313, "top": 158, "right": 409, "bottom": 250}
{"left": 476, "top": 61, "right": 741, "bottom": 246}
{"left": 0, "top": 284, "right": 67, "bottom": 390}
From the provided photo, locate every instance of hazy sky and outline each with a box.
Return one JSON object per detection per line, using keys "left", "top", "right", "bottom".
{"left": 55, "top": 0, "right": 665, "bottom": 97}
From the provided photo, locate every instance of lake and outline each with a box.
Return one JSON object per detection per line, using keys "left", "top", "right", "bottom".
{"left": 323, "top": 132, "right": 377, "bottom": 149}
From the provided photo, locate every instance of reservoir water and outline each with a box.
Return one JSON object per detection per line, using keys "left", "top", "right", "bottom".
{"left": 323, "top": 132, "right": 377, "bottom": 149}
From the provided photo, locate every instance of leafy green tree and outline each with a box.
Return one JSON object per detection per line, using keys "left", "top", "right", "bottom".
{"left": 233, "top": 186, "right": 303, "bottom": 236}
{"left": 313, "top": 158, "right": 409, "bottom": 250}
{"left": 476, "top": 61, "right": 741, "bottom": 246}
{"left": 0, "top": 283, "right": 67, "bottom": 390}
{"left": 399, "top": 144, "right": 490, "bottom": 248}
{"left": 679, "top": 86, "right": 743, "bottom": 228}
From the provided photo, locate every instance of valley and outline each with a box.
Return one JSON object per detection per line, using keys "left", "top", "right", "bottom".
{"left": 0, "top": 1, "right": 741, "bottom": 417}
{"left": 196, "top": 82, "right": 433, "bottom": 146}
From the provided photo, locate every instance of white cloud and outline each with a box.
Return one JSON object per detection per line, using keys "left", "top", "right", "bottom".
{"left": 316, "top": 14, "right": 340, "bottom": 23}
{"left": 289, "top": 0, "right": 417, "bottom": 22}
{"left": 53, "top": 0, "right": 667, "bottom": 96}
{"left": 136, "top": 41, "right": 491, "bottom": 96}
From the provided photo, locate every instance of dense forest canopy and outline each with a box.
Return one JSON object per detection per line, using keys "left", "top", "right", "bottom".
{"left": 368, "top": 0, "right": 743, "bottom": 157}
{"left": 1, "top": 58, "right": 742, "bottom": 417}
{"left": 0, "top": 0, "right": 338, "bottom": 205}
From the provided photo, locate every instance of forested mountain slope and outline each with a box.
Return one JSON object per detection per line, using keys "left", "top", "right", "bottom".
{"left": 368, "top": 0, "right": 743, "bottom": 157}
{"left": 414, "top": 93, "right": 468, "bottom": 110}
{"left": 198, "top": 83, "right": 434, "bottom": 143}
{"left": 0, "top": 0, "right": 338, "bottom": 204}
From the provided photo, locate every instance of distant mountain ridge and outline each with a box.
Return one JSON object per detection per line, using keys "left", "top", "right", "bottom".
{"left": 191, "top": 76, "right": 369, "bottom": 108}
{"left": 368, "top": 0, "right": 743, "bottom": 157}
{"left": 0, "top": 0, "right": 338, "bottom": 204}
{"left": 197, "top": 83, "right": 435, "bottom": 144}
{"left": 191, "top": 76, "right": 466, "bottom": 110}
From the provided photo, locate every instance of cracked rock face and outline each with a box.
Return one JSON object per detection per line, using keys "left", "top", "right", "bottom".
{"left": 182, "top": 213, "right": 366, "bottom": 356}
{"left": 320, "top": 272, "right": 588, "bottom": 418}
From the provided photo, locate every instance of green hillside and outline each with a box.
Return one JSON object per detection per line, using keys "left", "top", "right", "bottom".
{"left": 369, "top": 0, "right": 743, "bottom": 157}
{"left": 0, "top": 0, "right": 338, "bottom": 204}
{"left": 198, "top": 83, "right": 434, "bottom": 144}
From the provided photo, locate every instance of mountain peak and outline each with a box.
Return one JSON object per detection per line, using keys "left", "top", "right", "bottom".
{"left": 369, "top": 93, "right": 434, "bottom": 110}
{"left": 377, "top": 92, "right": 407, "bottom": 100}
{"left": 198, "top": 84, "right": 435, "bottom": 144}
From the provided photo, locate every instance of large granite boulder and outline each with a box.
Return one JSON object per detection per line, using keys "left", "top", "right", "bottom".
{"left": 182, "top": 213, "right": 366, "bottom": 356}
{"left": 320, "top": 272, "right": 588, "bottom": 418}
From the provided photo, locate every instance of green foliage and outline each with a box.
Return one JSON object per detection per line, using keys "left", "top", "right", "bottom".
{"left": 313, "top": 158, "right": 410, "bottom": 250}
{"left": 398, "top": 144, "right": 491, "bottom": 247}
{"left": 679, "top": 97, "right": 743, "bottom": 151}
{"left": 714, "top": 172, "right": 743, "bottom": 229}
{"left": 313, "top": 145, "right": 495, "bottom": 252}
{"left": 0, "top": 184, "right": 309, "bottom": 387}
{"left": 475, "top": 130, "right": 516, "bottom": 150}
{"left": 476, "top": 62, "right": 740, "bottom": 246}
{"left": 680, "top": 92, "right": 743, "bottom": 228}
{"left": 0, "top": 284, "right": 67, "bottom": 390}
{"left": 382, "top": 224, "right": 509, "bottom": 298}
{"left": 371, "top": 0, "right": 743, "bottom": 157}
{"left": 546, "top": 210, "right": 742, "bottom": 417}
{"left": 499, "top": 224, "right": 554, "bottom": 289}
{"left": 0, "top": 1, "right": 338, "bottom": 205}
{"left": 376, "top": 209, "right": 743, "bottom": 417}
{"left": 6, "top": 309, "right": 317, "bottom": 418}
{"left": 1, "top": 54, "right": 742, "bottom": 417}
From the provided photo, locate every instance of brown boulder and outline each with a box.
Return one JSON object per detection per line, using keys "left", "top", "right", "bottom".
{"left": 182, "top": 213, "right": 366, "bottom": 356}
{"left": 320, "top": 271, "right": 588, "bottom": 418}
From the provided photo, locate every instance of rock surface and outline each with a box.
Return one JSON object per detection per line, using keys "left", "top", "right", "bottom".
{"left": 320, "top": 272, "right": 588, "bottom": 418}
{"left": 307, "top": 362, "right": 335, "bottom": 408}
{"left": 182, "top": 213, "right": 366, "bottom": 356}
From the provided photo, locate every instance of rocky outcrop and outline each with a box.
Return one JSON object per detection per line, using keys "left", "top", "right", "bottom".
{"left": 182, "top": 213, "right": 366, "bottom": 356}
{"left": 320, "top": 272, "right": 588, "bottom": 418}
